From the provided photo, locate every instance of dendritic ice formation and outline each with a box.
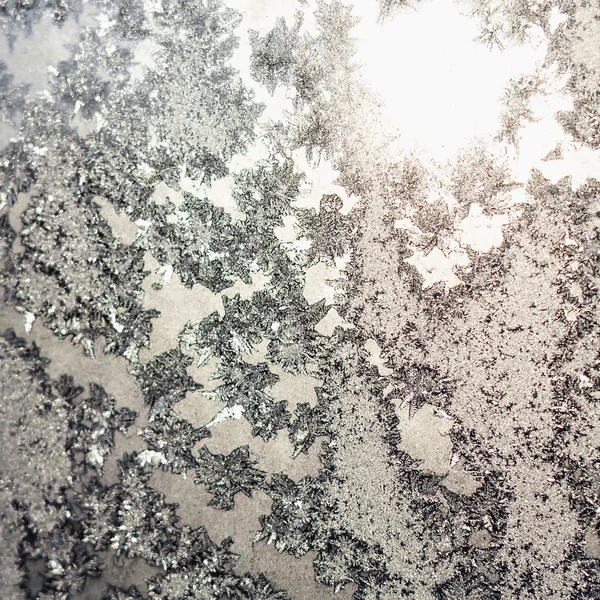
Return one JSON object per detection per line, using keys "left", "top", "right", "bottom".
{"left": 2, "top": 0, "right": 600, "bottom": 599}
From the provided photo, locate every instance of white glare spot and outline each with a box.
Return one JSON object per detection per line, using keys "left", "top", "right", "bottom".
{"left": 405, "top": 246, "right": 469, "bottom": 289}
{"left": 24, "top": 312, "right": 36, "bottom": 334}
{"left": 457, "top": 204, "right": 509, "bottom": 253}
{"left": 207, "top": 405, "right": 245, "bottom": 427}
{"left": 351, "top": 0, "right": 547, "bottom": 163}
